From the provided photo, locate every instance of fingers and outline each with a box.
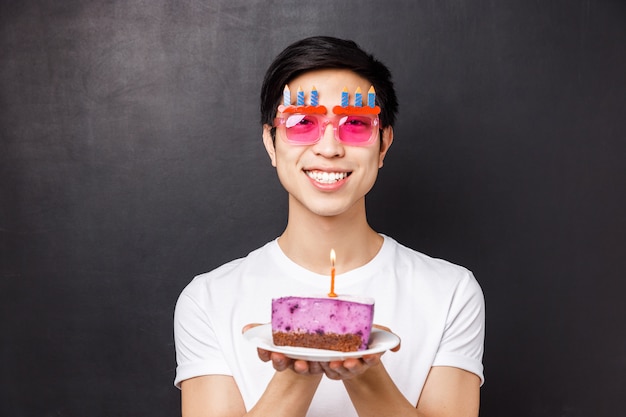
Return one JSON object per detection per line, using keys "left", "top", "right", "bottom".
{"left": 293, "top": 360, "right": 324, "bottom": 375}
{"left": 321, "top": 359, "right": 361, "bottom": 380}
{"left": 270, "top": 352, "right": 290, "bottom": 371}
{"left": 320, "top": 354, "right": 382, "bottom": 380}
{"left": 258, "top": 350, "right": 382, "bottom": 380}
{"left": 361, "top": 354, "right": 382, "bottom": 366}
{"left": 262, "top": 351, "right": 324, "bottom": 375}
{"left": 257, "top": 347, "right": 272, "bottom": 362}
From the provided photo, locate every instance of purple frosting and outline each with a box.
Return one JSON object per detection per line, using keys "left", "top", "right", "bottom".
{"left": 271, "top": 295, "right": 374, "bottom": 350}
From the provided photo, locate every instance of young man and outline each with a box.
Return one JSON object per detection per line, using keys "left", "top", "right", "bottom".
{"left": 174, "top": 36, "right": 485, "bottom": 417}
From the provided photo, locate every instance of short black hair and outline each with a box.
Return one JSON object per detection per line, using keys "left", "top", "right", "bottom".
{"left": 260, "top": 36, "right": 398, "bottom": 129}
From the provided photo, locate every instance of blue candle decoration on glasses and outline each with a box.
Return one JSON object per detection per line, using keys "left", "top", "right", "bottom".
{"left": 283, "top": 85, "right": 290, "bottom": 106}
{"left": 296, "top": 86, "right": 305, "bottom": 106}
{"left": 354, "top": 87, "right": 362, "bottom": 107}
{"left": 310, "top": 86, "right": 319, "bottom": 106}
{"left": 367, "top": 86, "right": 376, "bottom": 108}
{"left": 341, "top": 87, "right": 349, "bottom": 107}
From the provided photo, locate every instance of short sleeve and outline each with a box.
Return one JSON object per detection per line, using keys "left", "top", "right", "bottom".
{"left": 432, "top": 271, "right": 485, "bottom": 385}
{"left": 173, "top": 287, "right": 232, "bottom": 388}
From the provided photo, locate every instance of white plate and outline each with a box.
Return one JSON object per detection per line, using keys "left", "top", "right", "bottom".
{"left": 243, "top": 324, "right": 400, "bottom": 361}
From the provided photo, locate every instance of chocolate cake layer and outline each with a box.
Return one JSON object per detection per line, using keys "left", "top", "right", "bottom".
{"left": 272, "top": 331, "right": 363, "bottom": 352}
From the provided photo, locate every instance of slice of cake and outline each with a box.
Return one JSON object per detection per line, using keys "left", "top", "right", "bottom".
{"left": 271, "top": 295, "right": 374, "bottom": 352}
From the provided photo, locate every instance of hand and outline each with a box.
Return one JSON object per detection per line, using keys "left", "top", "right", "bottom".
{"left": 242, "top": 323, "right": 324, "bottom": 375}
{"left": 242, "top": 323, "right": 401, "bottom": 380}
{"left": 319, "top": 324, "right": 401, "bottom": 381}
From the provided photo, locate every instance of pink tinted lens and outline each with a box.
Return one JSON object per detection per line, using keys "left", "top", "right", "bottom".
{"left": 285, "top": 114, "right": 320, "bottom": 143}
{"left": 337, "top": 116, "right": 376, "bottom": 144}
{"left": 283, "top": 114, "right": 377, "bottom": 145}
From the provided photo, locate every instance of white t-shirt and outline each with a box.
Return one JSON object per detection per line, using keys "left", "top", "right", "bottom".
{"left": 174, "top": 235, "right": 485, "bottom": 415}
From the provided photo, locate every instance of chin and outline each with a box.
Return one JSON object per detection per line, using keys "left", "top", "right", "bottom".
{"left": 309, "top": 200, "right": 364, "bottom": 219}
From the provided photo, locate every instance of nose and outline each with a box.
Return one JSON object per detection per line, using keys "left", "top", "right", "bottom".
{"left": 312, "top": 121, "right": 344, "bottom": 157}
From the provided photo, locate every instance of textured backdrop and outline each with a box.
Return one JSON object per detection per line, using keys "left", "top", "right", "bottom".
{"left": 2, "top": 1, "right": 625, "bottom": 416}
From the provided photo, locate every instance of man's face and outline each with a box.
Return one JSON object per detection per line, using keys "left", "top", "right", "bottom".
{"left": 263, "top": 69, "right": 393, "bottom": 219}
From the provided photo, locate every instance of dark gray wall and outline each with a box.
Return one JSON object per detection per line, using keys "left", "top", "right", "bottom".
{"left": 2, "top": 1, "right": 625, "bottom": 416}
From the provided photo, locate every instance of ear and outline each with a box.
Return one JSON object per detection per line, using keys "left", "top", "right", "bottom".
{"left": 262, "top": 124, "right": 277, "bottom": 167}
{"left": 378, "top": 126, "right": 394, "bottom": 168}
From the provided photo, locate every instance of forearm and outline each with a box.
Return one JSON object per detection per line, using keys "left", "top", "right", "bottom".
{"left": 247, "top": 369, "right": 323, "bottom": 417}
{"left": 343, "top": 364, "right": 481, "bottom": 417}
{"left": 343, "top": 362, "right": 421, "bottom": 417}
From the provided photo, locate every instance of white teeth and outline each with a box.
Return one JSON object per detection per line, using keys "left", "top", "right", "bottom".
{"left": 306, "top": 171, "right": 348, "bottom": 184}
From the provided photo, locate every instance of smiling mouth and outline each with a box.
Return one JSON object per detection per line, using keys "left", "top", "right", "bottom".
{"left": 305, "top": 170, "right": 350, "bottom": 184}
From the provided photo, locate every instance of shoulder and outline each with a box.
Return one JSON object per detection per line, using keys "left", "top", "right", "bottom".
{"left": 384, "top": 236, "right": 476, "bottom": 279}
{"left": 175, "top": 240, "right": 278, "bottom": 308}
{"left": 382, "top": 235, "right": 483, "bottom": 297}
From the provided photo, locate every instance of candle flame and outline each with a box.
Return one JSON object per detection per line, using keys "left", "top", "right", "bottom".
{"left": 330, "top": 249, "right": 336, "bottom": 266}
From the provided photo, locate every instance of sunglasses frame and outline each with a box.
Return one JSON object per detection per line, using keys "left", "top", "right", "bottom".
{"left": 273, "top": 112, "right": 380, "bottom": 146}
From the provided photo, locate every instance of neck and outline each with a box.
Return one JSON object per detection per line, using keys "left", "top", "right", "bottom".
{"left": 278, "top": 196, "right": 383, "bottom": 275}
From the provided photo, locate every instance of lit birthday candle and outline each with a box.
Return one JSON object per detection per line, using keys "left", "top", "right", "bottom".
{"left": 310, "top": 86, "right": 319, "bottom": 106}
{"left": 328, "top": 249, "right": 337, "bottom": 298}
{"left": 341, "top": 87, "right": 349, "bottom": 107}
{"left": 354, "top": 87, "right": 363, "bottom": 107}
{"left": 283, "top": 85, "right": 290, "bottom": 106}
{"left": 367, "top": 86, "right": 376, "bottom": 108}
{"left": 296, "top": 86, "right": 305, "bottom": 106}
